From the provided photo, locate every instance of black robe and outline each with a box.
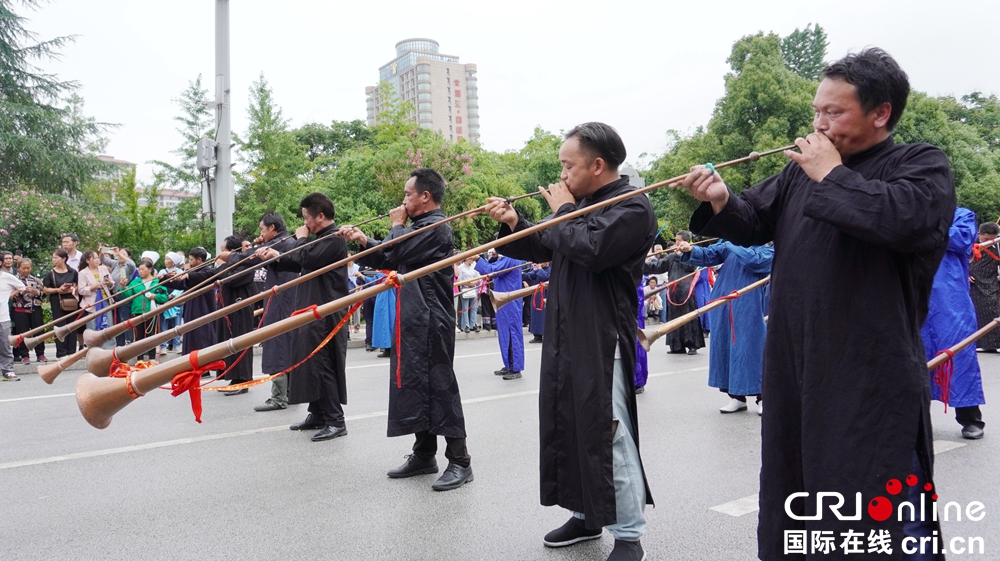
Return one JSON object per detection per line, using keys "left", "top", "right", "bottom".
{"left": 497, "top": 177, "right": 657, "bottom": 529}
{"left": 216, "top": 252, "right": 255, "bottom": 382}
{"left": 690, "top": 138, "right": 954, "bottom": 560}
{"left": 969, "top": 242, "right": 1000, "bottom": 350}
{"left": 357, "top": 208, "right": 465, "bottom": 438}
{"left": 240, "top": 235, "right": 300, "bottom": 373}
{"left": 644, "top": 253, "right": 705, "bottom": 352}
{"left": 270, "top": 224, "right": 349, "bottom": 406}
{"left": 164, "top": 267, "right": 218, "bottom": 355}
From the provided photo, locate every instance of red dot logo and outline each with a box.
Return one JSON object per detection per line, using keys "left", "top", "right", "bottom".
{"left": 886, "top": 479, "right": 902, "bottom": 495}
{"left": 924, "top": 482, "right": 933, "bottom": 492}
{"left": 906, "top": 474, "right": 918, "bottom": 486}
{"left": 932, "top": 494, "right": 939, "bottom": 501}
{"left": 868, "top": 497, "right": 892, "bottom": 522}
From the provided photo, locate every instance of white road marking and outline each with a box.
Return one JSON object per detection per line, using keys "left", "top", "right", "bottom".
{"left": 710, "top": 494, "right": 759, "bottom": 517}
{"left": 709, "top": 439, "right": 971, "bottom": 517}
{"left": 933, "top": 440, "right": 967, "bottom": 454}
{"left": 346, "top": 348, "right": 542, "bottom": 370}
{"left": 0, "top": 393, "right": 75, "bottom": 404}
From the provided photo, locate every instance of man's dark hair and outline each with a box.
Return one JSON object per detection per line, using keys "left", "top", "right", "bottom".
{"left": 223, "top": 235, "right": 243, "bottom": 252}
{"left": 1, "top": 251, "right": 11, "bottom": 259}
{"left": 980, "top": 222, "right": 1000, "bottom": 236}
{"left": 677, "top": 230, "right": 693, "bottom": 242}
{"left": 564, "top": 122, "right": 626, "bottom": 170}
{"left": 189, "top": 247, "right": 209, "bottom": 262}
{"left": 261, "top": 211, "right": 287, "bottom": 233}
{"left": 410, "top": 168, "right": 446, "bottom": 204}
{"left": 62, "top": 233, "right": 79, "bottom": 243}
{"left": 821, "top": 47, "right": 910, "bottom": 131}
{"left": 299, "top": 192, "right": 336, "bottom": 223}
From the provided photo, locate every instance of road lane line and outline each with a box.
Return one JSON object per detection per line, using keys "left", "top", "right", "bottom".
{"left": 0, "top": 393, "right": 75, "bottom": 403}
{"left": 709, "top": 439, "right": 970, "bottom": 516}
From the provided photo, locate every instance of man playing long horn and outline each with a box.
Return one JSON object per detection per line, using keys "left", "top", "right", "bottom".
{"left": 484, "top": 122, "right": 657, "bottom": 561}
{"left": 339, "top": 167, "right": 474, "bottom": 492}
{"left": 679, "top": 48, "right": 955, "bottom": 559}
{"left": 256, "top": 193, "right": 350, "bottom": 443}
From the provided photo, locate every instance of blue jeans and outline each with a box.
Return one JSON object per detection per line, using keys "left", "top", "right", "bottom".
{"left": 574, "top": 358, "right": 647, "bottom": 541}
{"left": 458, "top": 296, "right": 475, "bottom": 330}
{"left": 658, "top": 292, "right": 667, "bottom": 323}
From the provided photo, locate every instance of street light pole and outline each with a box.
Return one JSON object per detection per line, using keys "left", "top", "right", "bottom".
{"left": 214, "top": 0, "right": 234, "bottom": 251}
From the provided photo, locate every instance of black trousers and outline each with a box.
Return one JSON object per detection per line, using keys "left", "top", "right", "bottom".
{"left": 50, "top": 307, "right": 77, "bottom": 358}
{"left": 956, "top": 406, "right": 984, "bottom": 429}
{"left": 363, "top": 297, "right": 376, "bottom": 346}
{"left": 412, "top": 431, "right": 471, "bottom": 468}
{"left": 115, "top": 305, "right": 134, "bottom": 346}
{"left": 12, "top": 309, "right": 44, "bottom": 358}
{"left": 307, "top": 363, "right": 345, "bottom": 428}
{"left": 132, "top": 319, "right": 157, "bottom": 361}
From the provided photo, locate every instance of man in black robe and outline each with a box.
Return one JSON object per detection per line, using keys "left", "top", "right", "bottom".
{"left": 256, "top": 193, "right": 349, "bottom": 442}
{"left": 164, "top": 247, "right": 218, "bottom": 363}
{"left": 644, "top": 231, "right": 704, "bottom": 355}
{"left": 680, "top": 48, "right": 954, "bottom": 560}
{"left": 484, "top": 123, "right": 656, "bottom": 561}
{"left": 215, "top": 235, "right": 255, "bottom": 393}
{"left": 340, "top": 167, "right": 472, "bottom": 492}
{"left": 970, "top": 222, "right": 1000, "bottom": 352}
{"left": 246, "top": 212, "right": 299, "bottom": 411}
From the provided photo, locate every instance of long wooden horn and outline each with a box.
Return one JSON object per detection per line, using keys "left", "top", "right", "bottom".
{"left": 76, "top": 144, "right": 794, "bottom": 429}
{"left": 637, "top": 276, "right": 771, "bottom": 352}
{"left": 927, "top": 317, "right": 1000, "bottom": 370}
{"left": 38, "top": 348, "right": 89, "bottom": 384}
{"left": 490, "top": 282, "right": 548, "bottom": 311}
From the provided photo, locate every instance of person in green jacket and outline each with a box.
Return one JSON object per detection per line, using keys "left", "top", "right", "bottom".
{"left": 117, "top": 259, "right": 169, "bottom": 360}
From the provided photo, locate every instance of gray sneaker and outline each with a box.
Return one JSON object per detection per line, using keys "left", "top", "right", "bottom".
{"left": 2, "top": 371, "right": 20, "bottom": 382}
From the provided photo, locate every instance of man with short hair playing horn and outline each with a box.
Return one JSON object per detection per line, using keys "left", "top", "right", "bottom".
{"left": 680, "top": 48, "right": 954, "bottom": 559}
{"left": 484, "top": 122, "right": 657, "bottom": 561}
{"left": 970, "top": 221, "right": 1000, "bottom": 352}
{"left": 339, "top": 167, "right": 473, "bottom": 491}
{"left": 256, "top": 193, "right": 350, "bottom": 443}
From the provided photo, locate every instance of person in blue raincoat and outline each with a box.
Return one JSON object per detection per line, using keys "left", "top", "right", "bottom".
{"left": 635, "top": 281, "right": 648, "bottom": 393}
{"left": 475, "top": 249, "right": 525, "bottom": 379}
{"left": 921, "top": 207, "right": 986, "bottom": 440}
{"left": 366, "top": 271, "right": 397, "bottom": 358}
{"left": 694, "top": 266, "right": 712, "bottom": 333}
{"left": 523, "top": 262, "right": 550, "bottom": 344}
{"left": 681, "top": 240, "right": 772, "bottom": 415}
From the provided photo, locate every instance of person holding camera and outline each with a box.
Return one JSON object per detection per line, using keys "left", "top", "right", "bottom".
{"left": 77, "top": 250, "right": 116, "bottom": 350}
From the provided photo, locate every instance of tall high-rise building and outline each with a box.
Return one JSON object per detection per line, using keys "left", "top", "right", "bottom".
{"left": 365, "top": 38, "right": 480, "bottom": 144}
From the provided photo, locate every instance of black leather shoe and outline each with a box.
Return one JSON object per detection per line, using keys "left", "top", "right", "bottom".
{"left": 377, "top": 349, "right": 390, "bottom": 358}
{"left": 431, "top": 463, "right": 473, "bottom": 491}
{"left": 494, "top": 367, "right": 508, "bottom": 376}
{"left": 687, "top": 348, "right": 698, "bottom": 355}
{"left": 290, "top": 414, "right": 325, "bottom": 431}
{"left": 222, "top": 388, "right": 248, "bottom": 396}
{"left": 311, "top": 425, "right": 347, "bottom": 442}
{"left": 543, "top": 516, "right": 602, "bottom": 548}
{"left": 503, "top": 371, "right": 522, "bottom": 380}
{"left": 365, "top": 344, "right": 374, "bottom": 352}
{"left": 387, "top": 454, "right": 439, "bottom": 478}
{"left": 962, "top": 425, "right": 985, "bottom": 440}
{"left": 607, "top": 539, "right": 645, "bottom": 561}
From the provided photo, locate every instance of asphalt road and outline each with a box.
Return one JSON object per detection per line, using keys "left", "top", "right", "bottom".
{"left": 1, "top": 335, "right": 997, "bottom": 560}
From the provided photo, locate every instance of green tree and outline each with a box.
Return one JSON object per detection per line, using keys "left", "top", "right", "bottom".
{"left": 293, "top": 119, "right": 374, "bottom": 174}
{"left": 781, "top": 24, "right": 828, "bottom": 81}
{"left": 108, "top": 168, "right": 168, "bottom": 257}
{"left": 150, "top": 75, "right": 214, "bottom": 193}
{"left": 234, "top": 73, "right": 312, "bottom": 236}
{"left": 0, "top": 0, "right": 113, "bottom": 194}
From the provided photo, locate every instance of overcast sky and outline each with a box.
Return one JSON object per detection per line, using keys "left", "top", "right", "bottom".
{"left": 25, "top": 0, "right": 1000, "bottom": 184}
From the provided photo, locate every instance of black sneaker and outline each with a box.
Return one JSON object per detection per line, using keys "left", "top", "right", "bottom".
{"left": 503, "top": 371, "right": 522, "bottom": 380}
{"left": 494, "top": 367, "right": 508, "bottom": 376}
{"left": 387, "top": 454, "right": 439, "bottom": 478}
{"left": 543, "top": 516, "right": 602, "bottom": 548}
{"left": 607, "top": 539, "right": 645, "bottom": 561}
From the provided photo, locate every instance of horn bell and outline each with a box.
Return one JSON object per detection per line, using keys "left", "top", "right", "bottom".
{"left": 53, "top": 324, "right": 70, "bottom": 342}
{"left": 76, "top": 373, "right": 136, "bottom": 430}
{"left": 38, "top": 362, "right": 65, "bottom": 384}
{"left": 637, "top": 326, "right": 661, "bottom": 352}
{"left": 85, "top": 347, "right": 116, "bottom": 378}
{"left": 83, "top": 328, "right": 112, "bottom": 348}
{"left": 21, "top": 335, "right": 43, "bottom": 351}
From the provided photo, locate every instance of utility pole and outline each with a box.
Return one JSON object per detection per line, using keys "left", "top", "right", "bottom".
{"left": 213, "top": 0, "right": 233, "bottom": 251}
